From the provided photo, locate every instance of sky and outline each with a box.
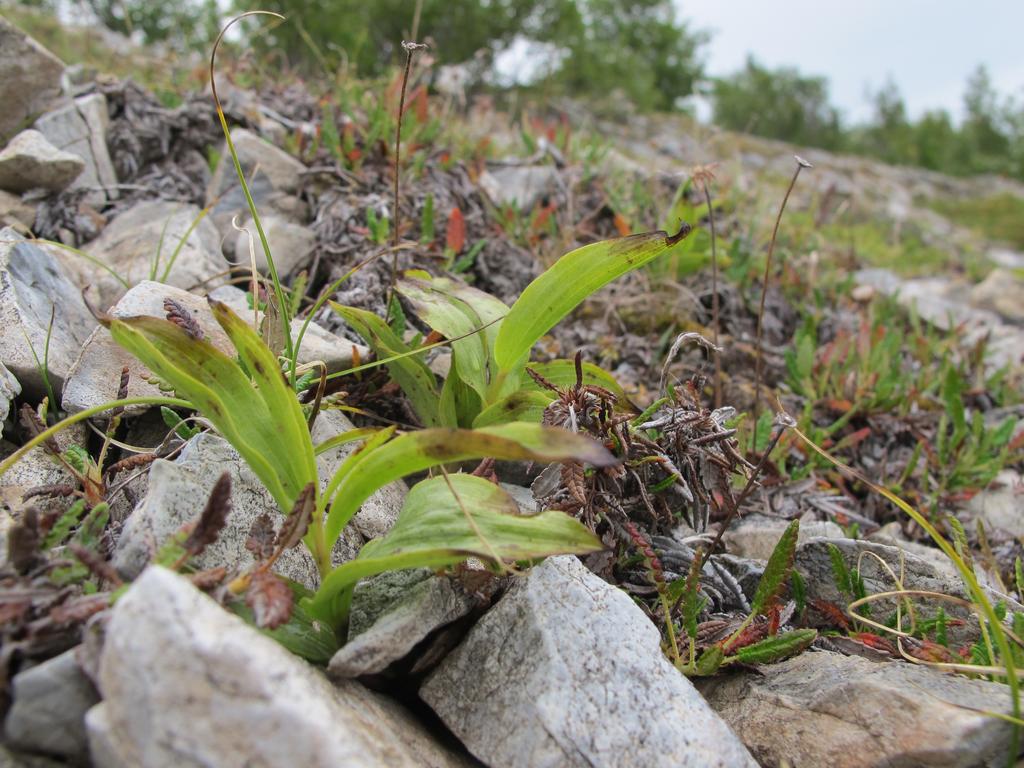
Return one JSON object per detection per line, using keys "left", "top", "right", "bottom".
{"left": 680, "top": 0, "right": 1024, "bottom": 124}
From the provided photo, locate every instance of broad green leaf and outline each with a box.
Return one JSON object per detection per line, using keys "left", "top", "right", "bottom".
{"left": 108, "top": 315, "right": 300, "bottom": 511}
{"left": 311, "top": 474, "right": 602, "bottom": 624}
{"left": 493, "top": 228, "right": 689, "bottom": 372}
{"left": 314, "top": 426, "right": 387, "bottom": 456}
{"left": 211, "top": 301, "right": 316, "bottom": 504}
{"left": 397, "top": 276, "right": 491, "bottom": 399}
{"left": 524, "top": 360, "right": 634, "bottom": 409}
{"left": 472, "top": 390, "right": 553, "bottom": 427}
{"left": 330, "top": 303, "right": 442, "bottom": 427}
{"left": 728, "top": 628, "right": 817, "bottom": 665}
{"left": 231, "top": 580, "right": 339, "bottom": 664}
{"left": 750, "top": 519, "right": 800, "bottom": 617}
{"left": 323, "top": 422, "right": 617, "bottom": 545}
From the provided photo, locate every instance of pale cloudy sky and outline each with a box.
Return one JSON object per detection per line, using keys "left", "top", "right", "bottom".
{"left": 680, "top": 0, "right": 1024, "bottom": 123}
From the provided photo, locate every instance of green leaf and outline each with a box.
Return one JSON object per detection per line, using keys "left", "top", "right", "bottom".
{"left": 323, "top": 422, "right": 616, "bottom": 546}
{"left": 750, "top": 519, "right": 800, "bottom": 617}
{"left": 161, "top": 406, "right": 199, "bottom": 440}
{"left": 679, "top": 550, "right": 705, "bottom": 640}
{"left": 108, "top": 304, "right": 314, "bottom": 514}
{"left": 62, "top": 444, "right": 90, "bottom": 475}
{"left": 493, "top": 228, "right": 689, "bottom": 373}
{"left": 728, "top": 628, "right": 817, "bottom": 665}
{"left": 827, "top": 542, "right": 852, "bottom": 595}
{"left": 692, "top": 645, "right": 724, "bottom": 676}
{"left": 230, "top": 580, "right": 339, "bottom": 664}
{"left": 397, "top": 276, "right": 491, "bottom": 399}
{"left": 311, "top": 474, "right": 602, "bottom": 624}
{"left": 42, "top": 499, "right": 87, "bottom": 550}
{"left": 330, "top": 303, "right": 442, "bottom": 427}
{"left": 941, "top": 364, "right": 967, "bottom": 444}
{"left": 524, "top": 360, "right": 634, "bottom": 409}
{"left": 472, "top": 390, "right": 553, "bottom": 427}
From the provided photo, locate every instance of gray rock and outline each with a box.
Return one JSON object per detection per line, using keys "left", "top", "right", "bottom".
{"left": 697, "top": 650, "right": 1019, "bottom": 768}
{"left": 62, "top": 281, "right": 367, "bottom": 415}
{"left": 89, "top": 566, "right": 474, "bottom": 768}
{"left": 4, "top": 649, "right": 99, "bottom": 762}
{"left": 0, "top": 191, "right": 36, "bottom": 234}
{"left": 232, "top": 213, "right": 316, "bottom": 277}
{"left": 0, "top": 361, "right": 20, "bottom": 427}
{"left": 963, "top": 469, "right": 1024, "bottom": 538}
{"left": 329, "top": 569, "right": 477, "bottom": 677}
{"left": 34, "top": 94, "right": 117, "bottom": 203}
{"left": 0, "top": 744, "right": 66, "bottom": 767}
{"left": 988, "top": 248, "right": 1024, "bottom": 270}
{"left": 113, "top": 409, "right": 404, "bottom": 588}
{"left": 796, "top": 536, "right": 1019, "bottom": 643}
{"left": 208, "top": 284, "right": 369, "bottom": 374}
{"left": 0, "top": 130, "right": 84, "bottom": 194}
{"left": 0, "top": 18, "right": 65, "bottom": 143}
{"left": 723, "top": 514, "right": 844, "bottom": 561}
{"left": 81, "top": 200, "right": 226, "bottom": 309}
{"left": 478, "top": 165, "right": 559, "bottom": 210}
{"left": 1, "top": 423, "right": 88, "bottom": 520}
{"left": 0, "top": 228, "right": 96, "bottom": 397}
{"left": 61, "top": 281, "right": 236, "bottom": 415}
{"left": 206, "top": 128, "right": 307, "bottom": 235}
{"left": 971, "top": 268, "right": 1024, "bottom": 323}
{"left": 421, "top": 555, "right": 756, "bottom": 768}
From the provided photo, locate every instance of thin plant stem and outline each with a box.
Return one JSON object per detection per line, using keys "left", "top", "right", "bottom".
{"left": 753, "top": 156, "right": 811, "bottom": 448}
{"left": 698, "top": 177, "right": 721, "bottom": 407}
{"left": 386, "top": 41, "right": 424, "bottom": 315}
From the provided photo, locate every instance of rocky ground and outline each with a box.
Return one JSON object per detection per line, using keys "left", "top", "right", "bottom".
{"left": 1, "top": 12, "right": 1024, "bottom": 768}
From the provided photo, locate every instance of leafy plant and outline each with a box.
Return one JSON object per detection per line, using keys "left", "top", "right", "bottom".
{"left": 339, "top": 225, "right": 693, "bottom": 429}
{"left": 103, "top": 297, "right": 612, "bottom": 632}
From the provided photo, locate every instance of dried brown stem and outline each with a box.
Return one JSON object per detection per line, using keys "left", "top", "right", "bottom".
{"left": 752, "top": 156, "right": 811, "bottom": 447}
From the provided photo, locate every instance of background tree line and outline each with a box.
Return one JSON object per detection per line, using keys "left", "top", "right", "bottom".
{"left": 20, "top": 0, "right": 1024, "bottom": 181}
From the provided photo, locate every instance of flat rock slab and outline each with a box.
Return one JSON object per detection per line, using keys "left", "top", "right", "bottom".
{"left": 0, "top": 227, "right": 95, "bottom": 397}
{"left": 113, "top": 407, "right": 404, "bottom": 588}
{"left": 0, "top": 18, "right": 65, "bottom": 142}
{"left": 479, "top": 165, "right": 559, "bottom": 210}
{"left": 697, "top": 650, "right": 1019, "bottom": 767}
{"left": 81, "top": 200, "right": 226, "bottom": 309}
{"left": 89, "top": 566, "right": 474, "bottom": 768}
{"left": 34, "top": 93, "right": 117, "bottom": 203}
{"left": 421, "top": 555, "right": 756, "bottom": 768}
{"left": 0, "top": 130, "right": 84, "bottom": 193}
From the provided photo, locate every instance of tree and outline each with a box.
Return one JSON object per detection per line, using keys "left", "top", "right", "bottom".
{"left": 958, "top": 65, "right": 1013, "bottom": 175}
{"left": 710, "top": 57, "right": 843, "bottom": 149}
{"left": 547, "top": 0, "right": 708, "bottom": 111}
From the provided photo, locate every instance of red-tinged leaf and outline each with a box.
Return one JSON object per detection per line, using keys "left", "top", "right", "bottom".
{"left": 811, "top": 599, "right": 851, "bottom": 630}
{"left": 246, "top": 571, "right": 294, "bottom": 629}
{"left": 613, "top": 213, "right": 631, "bottom": 237}
{"left": 825, "top": 398, "right": 854, "bottom": 414}
{"left": 905, "top": 637, "right": 958, "bottom": 663}
{"left": 721, "top": 621, "right": 770, "bottom": 655}
{"left": 833, "top": 427, "right": 872, "bottom": 452}
{"left": 750, "top": 519, "right": 800, "bottom": 617}
{"left": 850, "top": 632, "right": 897, "bottom": 655}
{"left": 730, "top": 629, "right": 817, "bottom": 665}
{"left": 446, "top": 207, "right": 465, "bottom": 254}
{"left": 412, "top": 85, "right": 428, "bottom": 123}
{"left": 49, "top": 595, "right": 109, "bottom": 625}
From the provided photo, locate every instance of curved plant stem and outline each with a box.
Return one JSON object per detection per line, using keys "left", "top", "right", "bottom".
{"left": 753, "top": 156, "right": 811, "bottom": 448}
{"left": 0, "top": 396, "right": 193, "bottom": 478}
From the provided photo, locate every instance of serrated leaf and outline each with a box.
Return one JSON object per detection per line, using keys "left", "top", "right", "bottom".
{"left": 493, "top": 227, "right": 690, "bottom": 372}
{"left": 750, "top": 519, "right": 799, "bottom": 617}
{"left": 42, "top": 499, "right": 87, "bottom": 550}
{"left": 827, "top": 542, "right": 852, "bottom": 595}
{"left": 693, "top": 645, "right": 724, "bottom": 676}
{"left": 311, "top": 474, "right": 602, "bottom": 625}
{"left": 729, "top": 628, "right": 817, "bottom": 665}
